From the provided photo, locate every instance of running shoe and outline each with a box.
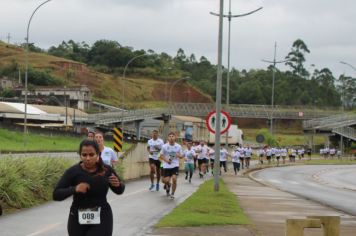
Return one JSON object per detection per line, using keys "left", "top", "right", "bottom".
{"left": 149, "top": 184, "right": 155, "bottom": 191}
{"left": 189, "top": 178, "right": 191, "bottom": 183}
{"left": 156, "top": 184, "right": 159, "bottom": 191}
{"left": 170, "top": 194, "right": 175, "bottom": 199}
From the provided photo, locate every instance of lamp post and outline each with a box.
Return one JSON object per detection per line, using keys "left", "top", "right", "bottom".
{"left": 340, "top": 61, "right": 356, "bottom": 72}
{"left": 24, "top": 0, "right": 53, "bottom": 147}
{"left": 121, "top": 53, "right": 146, "bottom": 132}
{"left": 169, "top": 77, "right": 189, "bottom": 111}
{"left": 211, "top": 2, "right": 262, "bottom": 147}
{"left": 338, "top": 61, "right": 356, "bottom": 156}
{"left": 262, "top": 42, "right": 289, "bottom": 135}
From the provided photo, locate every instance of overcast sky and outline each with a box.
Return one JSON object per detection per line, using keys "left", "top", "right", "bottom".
{"left": 1, "top": 0, "right": 355, "bottom": 77}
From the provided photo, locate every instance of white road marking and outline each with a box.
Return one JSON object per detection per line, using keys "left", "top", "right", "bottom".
{"left": 108, "top": 189, "right": 146, "bottom": 203}
{"left": 25, "top": 223, "right": 62, "bottom": 236}
{"left": 269, "top": 179, "right": 282, "bottom": 184}
{"left": 288, "top": 181, "right": 300, "bottom": 185}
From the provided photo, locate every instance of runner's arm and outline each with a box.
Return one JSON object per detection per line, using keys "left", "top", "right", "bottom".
{"left": 53, "top": 168, "right": 76, "bottom": 201}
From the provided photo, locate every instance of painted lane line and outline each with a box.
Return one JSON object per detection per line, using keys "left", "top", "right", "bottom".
{"left": 108, "top": 189, "right": 146, "bottom": 203}
{"left": 269, "top": 179, "right": 282, "bottom": 184}
{"left": 26, "top": 222, "right": 62, "bottom": 236}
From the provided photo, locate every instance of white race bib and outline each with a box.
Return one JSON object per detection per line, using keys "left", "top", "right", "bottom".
{"left": 78, "top": 207, "right": 101, "bottom": 225}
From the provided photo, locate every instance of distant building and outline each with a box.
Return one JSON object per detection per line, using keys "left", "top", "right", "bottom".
{"left": 0, "top": 77, "right": 16, "bottom": 90}
{"left": 18, "top": 85, "right": 92, "bottom": 110}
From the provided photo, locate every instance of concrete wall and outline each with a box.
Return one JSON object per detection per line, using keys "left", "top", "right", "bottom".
{"left": 120, "top": 142, "right": 186, "bottom": 180}
{"left": 121, "top": 142, "right": 150, "bottom": 180}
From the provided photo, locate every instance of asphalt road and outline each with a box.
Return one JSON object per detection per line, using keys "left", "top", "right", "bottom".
{"left": 252, "top": 165, "right": 356, "bottom": 216}
{"left": 0, "top": 174, "right": 208, "bottom": 236}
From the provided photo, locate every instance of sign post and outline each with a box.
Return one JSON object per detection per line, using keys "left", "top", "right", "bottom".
{"left": 206, "top": 110, "right": 231, "bottom": 192}
{"left": 113, "top": 127, "right": 123, "bottom": 153}
{"left": 205, "top": 110, "right": 232, "bottom": 135}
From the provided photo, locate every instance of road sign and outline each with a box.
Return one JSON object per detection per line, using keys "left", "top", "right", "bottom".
{"left": 256, "top": 134, "right": 265, "bottom": 143}
{"left": 113, "top": 127, "right": 123, "bottom": 152}
{"left": 205, "top": 110, "right": 231, "bottom": 134}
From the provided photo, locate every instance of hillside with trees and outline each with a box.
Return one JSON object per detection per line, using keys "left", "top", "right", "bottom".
{"left": 1, "top": 38, "right": 355, "bottom": 109}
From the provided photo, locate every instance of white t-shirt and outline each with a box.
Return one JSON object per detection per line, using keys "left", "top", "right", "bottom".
{"left": 245, "top": 148, "right": 252, "bottom": 158}
{"left": 147, "top": 138, "right": 164, "bottom": 160}
{"left": 220, "top": 148, "right": 228, "bottom": 161}
{"left": 101, "top": 146, "right": 118, "bottom": 166}
{"left": 184, "top": 149, "right": 196, "bottom": 164}
{"left": 160, "top": 143, "right": 183, "bottom": 169}
{"left": 232, "top": 150, "right": 241, "bottom": 163}
{"left": 208, "top": 147, "right": 215, "bottom": 160}
{"left": 195, "top": 145, "right": 209, "bottom": 160}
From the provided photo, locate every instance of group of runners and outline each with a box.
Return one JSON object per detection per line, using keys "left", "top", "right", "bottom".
{"left": 146, "top": 130, "right": 258, "bottom": 200}
{"left": 256, "top": 147, "right": 312, "bottom": 165}
{"left": 320, "top": 147, "right": 342, "bottom": 159}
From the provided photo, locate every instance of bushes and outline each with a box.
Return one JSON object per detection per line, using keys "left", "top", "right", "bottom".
{"left": 256, "top": 128, "right": 278, "bottom": 146}
{"left": 0, "top": 157, "right": 75, "bottom": 209}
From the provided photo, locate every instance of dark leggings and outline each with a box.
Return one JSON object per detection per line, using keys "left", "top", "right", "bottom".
{"left": 68, "top": 205, "right": 113, "bottom": 236}
{"left": 220, "top": 161, "right": 227, "bottom": 172}
{"left": 233, "top": 162, "right": 240, "bottom": 173}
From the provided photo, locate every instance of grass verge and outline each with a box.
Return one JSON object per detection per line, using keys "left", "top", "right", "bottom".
{"left": 0, "top": 128, "right": 131, "bottom": 152}
{"left": 0, "top": 157, "right": 75, "bottom": 211}
{"left": 156, "top": 179, "right": 250, "bottom": 227}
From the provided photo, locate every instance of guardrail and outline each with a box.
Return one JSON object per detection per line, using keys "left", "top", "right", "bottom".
{"left": 332, "top": 126, "right": 356, "bottom": 141}
{"left": 303, "top": 113, "right": 356, "bottom": 130}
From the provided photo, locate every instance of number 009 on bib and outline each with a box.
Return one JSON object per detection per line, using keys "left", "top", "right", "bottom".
{"left": 78, "top": 207, "right": 101, "bottom": 225}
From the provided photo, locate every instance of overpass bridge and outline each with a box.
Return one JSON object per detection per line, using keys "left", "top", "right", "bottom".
{"left": 84, "top": 103, "right": 341, "bottom": 126}
{"left": 303, "top": 113, "right": 356, "bottom": 142}
{"left": 76, "top": 103, "right": 342, "bottom": 139}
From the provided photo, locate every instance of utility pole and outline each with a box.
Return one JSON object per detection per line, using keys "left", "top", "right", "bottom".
{"left": 211, "top": 2, "right": 262, "bottom": 147}
{"left": 24, "top": 0, "right": 53, "bottom": 147}
{"left": 6, "top": 33, "right": 11, "bottom": 44}
{"left": 262, "top": 42, "right": 289, "bottom": 135}
{"left": 212, "top": 0, "right": 224, "bottom": 192}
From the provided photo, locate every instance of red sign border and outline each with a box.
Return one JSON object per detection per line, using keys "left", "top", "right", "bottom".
{"left": 205, "top": 110, "right": 231, "bottom": 135}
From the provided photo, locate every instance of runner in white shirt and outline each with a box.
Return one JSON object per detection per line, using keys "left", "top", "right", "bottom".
{"left": 95, "top": 132, "right": 118, "bottom": 167}
{"left": 238, "top": 146, "right": 245, "bottom": 169}
{"left": 184, "top": 142, "right": 196, "bottom": 183}
{"left": 208, "top": 145, "right": 215, "bottom": 174}
{"left": 159, "top": 132, "right": 184, "bottom": 199}
{"left": 265, "top": 147, "right": 272, "bottom": 164}
{"left": 281, "top": 147, "right": 287, "bottom": 164}
{"left": 244, "top": 146, "right": 253, "bottom": 169}
{"left": 231, "top": 149, "right": 241, "bottom": 175}
{"left": 257, "top": 148, "right": 265, "bottom": 164}
{"left": 195, "top": 141, "right": 209, "bottom": 178}
{"left": 219, "top": 146, "right": 229, "bottom": 174}
{"left": 147, "top": 130, "right": 164, "bottom": 191}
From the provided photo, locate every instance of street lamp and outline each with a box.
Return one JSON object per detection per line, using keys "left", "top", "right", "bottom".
{"left": 211, "top": 2, "right": 262, "bottom": 147}
{"left": 24, "top": 0, "right": 53, "bottom": 147}
{"left": 262, "top": 42, "right": 289, "bottom": 135}
{"left": 340, "top": 61, "right": 356, "bottom": 72}
{"left": 121, "top": 53, "right": 146, "bottom": 132}
{"left": 169, "top": 77, "right": 189, "bottom": 112}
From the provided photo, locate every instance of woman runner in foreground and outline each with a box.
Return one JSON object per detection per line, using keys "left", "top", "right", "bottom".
{"left": 53, "top": 139, "right": 125, "bottom": 236}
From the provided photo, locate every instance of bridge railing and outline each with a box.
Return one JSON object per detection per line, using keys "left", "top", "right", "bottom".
{"left": 332, "top": 126, "right": 356, "bottom": 141}
{"left": 303, "top": 113, "right": 356, "bottom": 129}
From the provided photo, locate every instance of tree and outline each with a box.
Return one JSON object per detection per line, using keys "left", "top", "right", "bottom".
{"left": 285, "top": 39, "right": 310, "bottom": 78}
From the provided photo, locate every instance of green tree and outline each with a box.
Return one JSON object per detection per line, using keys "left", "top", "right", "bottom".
{"left": 285, "top": 39, "right": 310, "bottom": 78}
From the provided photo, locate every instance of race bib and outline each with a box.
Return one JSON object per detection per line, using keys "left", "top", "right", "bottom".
{"left": 169, "top": 152, "right": 177, "bottom": 160}
{"left": 78, "top": 207, "right": 101, "bottom": 225}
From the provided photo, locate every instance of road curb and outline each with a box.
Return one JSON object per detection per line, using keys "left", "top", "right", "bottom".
{"left": 246, "top": 164, "right": 355, "bottom": 217}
